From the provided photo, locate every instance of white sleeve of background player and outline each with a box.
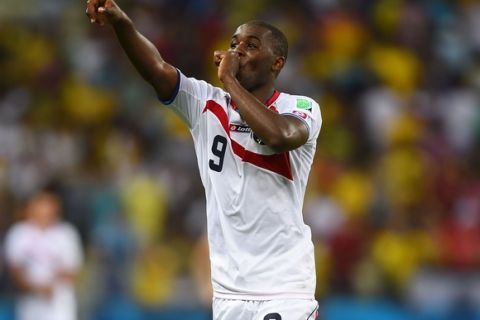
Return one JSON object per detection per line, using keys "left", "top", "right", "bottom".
{"left": 4, "top": 225, "right": 25, "bottom": 266}
{"left": 60, "top": 224, "right": 83, "bottom": 271}
{"left": 281, "top": 96, "right": 322, "bottom": 143}
{"left": 159, "top": 69, "right": 218, "bottom": 129}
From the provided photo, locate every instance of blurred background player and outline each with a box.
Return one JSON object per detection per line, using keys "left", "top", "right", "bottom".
{"left": 4, "top": 190, "right": 83, "bottom": 320}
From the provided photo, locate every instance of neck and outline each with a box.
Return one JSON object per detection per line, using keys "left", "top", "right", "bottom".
{"left": 29, "top": 217, "right": 56, "bottom": 229}
{"left": 250, "top": 84, "right": 276, "bottom": 105}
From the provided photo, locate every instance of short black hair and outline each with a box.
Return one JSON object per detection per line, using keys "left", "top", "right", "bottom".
{"left": 243, "top": 20, "right": 289, "bottom": 61}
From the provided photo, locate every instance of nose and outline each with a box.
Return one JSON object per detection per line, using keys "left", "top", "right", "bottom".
{"left": 232, "top": 42, "right": 246, "bottom": 56}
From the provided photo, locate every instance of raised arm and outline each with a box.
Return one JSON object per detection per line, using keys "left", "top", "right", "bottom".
{"left": 85, "top": 0, "right": 178, "bottom": 101}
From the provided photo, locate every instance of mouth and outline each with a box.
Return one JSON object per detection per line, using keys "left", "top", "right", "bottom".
{"left": 236, "top": 65, "right": 244, "bottom": 79}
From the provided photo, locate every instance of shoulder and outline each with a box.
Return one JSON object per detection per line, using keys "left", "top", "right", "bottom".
{"left": 276, "top": 92, "right": 321, "bottom": 120}
{"left": 177, "top": 70, "right": 226, "bottom": 99}
{"left": 47, "top": 223, "right": 81, "bottom": 250}
{"left": 292, "top": 93, "right": 319, "bottom": 109}
{"left": 163, "top": 70, "right": 227, "bottom": 112}
{"left": 4, "top": 222, "right": 32, "bottom": 251}
{"left": 277, "top": 92, "right": 319, "bottom": 110}
{"left": 5, "top": 222, "right": 30, "bottom": 239}
{"left": 54, "top": 222, "right": 79, "bottom": 237}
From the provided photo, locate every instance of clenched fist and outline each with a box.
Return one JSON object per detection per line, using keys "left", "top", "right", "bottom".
{"left": 85, "top": 0, "right": 127, "bottom": 26}
{"left": 214, "top": 50, "right": 240, "bottom": 83}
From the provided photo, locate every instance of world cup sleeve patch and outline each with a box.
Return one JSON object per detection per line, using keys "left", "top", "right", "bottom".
{"left": 296, "top": 98, "right": 312, "bottom": 111}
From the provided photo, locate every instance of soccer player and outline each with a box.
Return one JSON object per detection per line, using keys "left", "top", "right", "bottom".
{"left": 86, "top": 1, "right": 322, "bottom": 319}
{"left": 4, "top": 191, "right": 83, "bottom": 320}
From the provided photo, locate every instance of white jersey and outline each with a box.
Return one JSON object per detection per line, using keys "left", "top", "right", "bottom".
{"left": 4, "top": 221, "right": 83, "bottom": 320}
{"left": 163, "top": 71, "right": 322, "bottom": 300}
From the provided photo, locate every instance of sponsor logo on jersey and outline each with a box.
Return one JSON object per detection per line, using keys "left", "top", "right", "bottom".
{"left": 230, "top": 124, "right": 251, "bottom": 133}
{"left": 296, "top": 98, "right": 312, "bottom": 111}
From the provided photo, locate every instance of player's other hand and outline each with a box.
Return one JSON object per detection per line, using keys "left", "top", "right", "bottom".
{"left": 85, "top": 0, "right": 127, "bottom": 26}
{"left": 214, "top": 50, "right": 240, "bottom": 83}
{"left": 35, "top": 283, "right": 54, "bottom": 298}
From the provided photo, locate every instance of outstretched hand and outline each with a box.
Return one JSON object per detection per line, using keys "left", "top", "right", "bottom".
{"left": 214, "top": 50, "right": 240, "bottom": 83}
{"left": 85, "top": 0, "right": 126, "bottom": 26}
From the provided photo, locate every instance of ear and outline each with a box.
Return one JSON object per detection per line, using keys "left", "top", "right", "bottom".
{"left": 271, "top": 56, "right": 286, "bottom": 76}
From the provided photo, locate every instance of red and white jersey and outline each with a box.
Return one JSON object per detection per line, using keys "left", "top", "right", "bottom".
{"left": 163, "top": 71, "right": 322, "bottom": 300}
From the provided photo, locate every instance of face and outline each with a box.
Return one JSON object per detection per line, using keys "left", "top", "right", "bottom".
{"left": 27, "top": 193, "right": 60, "bottom": 228}
{"left": 229, "top": 24, "right": 283, "bottom": 91}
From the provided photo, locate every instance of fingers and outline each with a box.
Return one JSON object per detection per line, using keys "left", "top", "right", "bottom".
{"left": 85, "top": 0, "right": 97, "bottom": 23}
{"left": 214, "top": 50, "right": 225, "bottom": 59}
{"left": 214, "top": 51, "right": 223, "bottom": 66}
{"left": 214, "top": 50, "right": 231, "bottom": 66}
{"left": 86, "top": 0, "right": 123, "bottom": 26}
{"left": 85, "top": 0, "right": 108, "bottom": 24}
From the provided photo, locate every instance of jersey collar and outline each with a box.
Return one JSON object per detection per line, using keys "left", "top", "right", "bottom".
{"left": 265, "top": 90, "right": 280, "bottom": 106}
{"left": 230, "top": 90, "right": 280, "bottom": 111}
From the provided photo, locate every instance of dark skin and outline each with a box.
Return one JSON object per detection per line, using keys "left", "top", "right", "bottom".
{"left": 86, "top": 0, "right": 308, "bottom": 152}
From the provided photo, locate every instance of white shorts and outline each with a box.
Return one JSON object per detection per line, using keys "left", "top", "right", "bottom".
{"left": 212, "top": 298, "right": 319, "bottom": 320}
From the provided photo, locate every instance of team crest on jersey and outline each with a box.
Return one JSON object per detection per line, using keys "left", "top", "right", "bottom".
{"left": 296, "top": 98, "right": 312, "bottom": 111}
{"left": 252, "top": 133, "right": 265, "bottom": 145}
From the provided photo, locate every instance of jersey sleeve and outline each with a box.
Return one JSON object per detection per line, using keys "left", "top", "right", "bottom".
{"left": 159, "top": 69, "right": 221, "bottom": 129}
{"left": 4, "top": 225, "right": 24, "bottom": 266}
{"left": 60, "top": 224, "right": 83, "bottom": 271}
{"left": 280, "top": 96, "right": 322, "bottom": 143}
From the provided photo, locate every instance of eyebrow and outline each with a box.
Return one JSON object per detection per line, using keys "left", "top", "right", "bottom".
{"left": 231, "top": 35, "right": 262, "bottom": 42}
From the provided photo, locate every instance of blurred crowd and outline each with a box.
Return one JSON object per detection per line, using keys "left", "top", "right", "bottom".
{"left": 1, "top": 0, "right": 480, "bottom": 318}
